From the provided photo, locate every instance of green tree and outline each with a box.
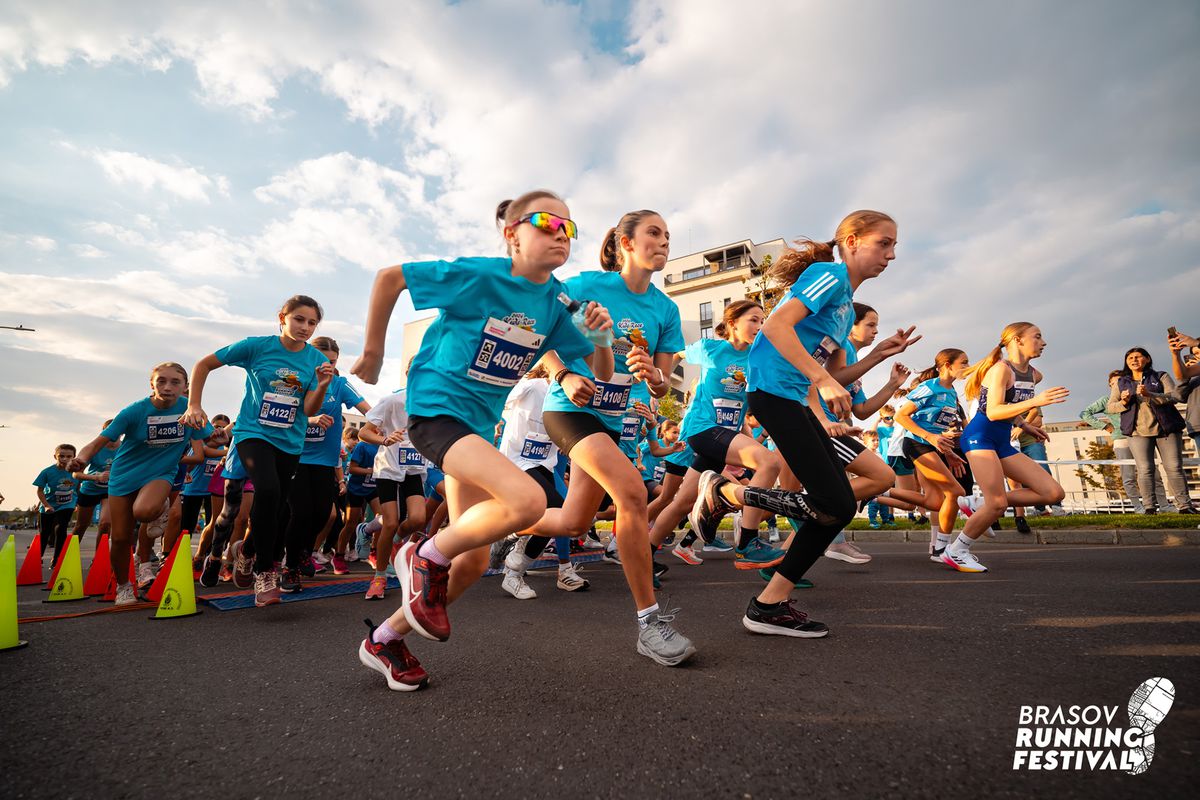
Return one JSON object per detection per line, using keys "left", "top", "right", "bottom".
{"left": 742, "top": 254, "right": 783, "bottom": 314}
{"left": 656, "top": 391, "right": 683, "bottom": 423}
{"left": 1074, "top": 439, "right": 1123, "bottom": 496}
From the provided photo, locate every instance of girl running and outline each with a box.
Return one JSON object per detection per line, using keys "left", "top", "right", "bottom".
{"left": 70, "top": 421, "right": 119, "bottom": 549}
{"left": 33, "top": 444, "right": 78, "bottom": 562}
{"left": 181, "top": 296, "right": 333, "bottom": 607}
{"left": 691, "top": 210, "right": 912, "bottom": 637}
{"left": 352, "top": 190, "right": 613, "bottom": 690}
{"left": 284, "top": 336, "right": 370, "bottom": 590}
{"left": 893, "top": 349, "right": 973, "bottom": 563}
{"left": 532, "top": 208, "right": 696, "bottom": 666}
{"left": 336, "top": 436, "right": 380, "bottom": 571}
{"left": 69, "top": 363, "right": 210, "bottom": 605}
{"left": 954, "top": 323, "right": 1068, "bottom": 572}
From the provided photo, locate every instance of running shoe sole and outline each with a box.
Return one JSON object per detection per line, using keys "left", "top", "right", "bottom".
{"left": 741, "top": 615, "right": 830, "bottom": 638}
{"left": 357, "top": 639, "right": 426, "bottom": 692}
{"left": 687, "top": 471, "right": 722, "bottom": 543}
{"left": 940, "top": 552, "right": 988, "bottom": 573}
{"left": 824, "top": 549, "right": 871, "bottom": 565}
{"left": 671, "top": 547, "right": 702, "bottom": 566}
{"left": 635, "top": 639, "right": 697, "bottom": 667}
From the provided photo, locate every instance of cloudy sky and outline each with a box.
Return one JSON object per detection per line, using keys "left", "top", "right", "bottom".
{"left": 1, "top": 0, "right": 1197, "bottom": 509}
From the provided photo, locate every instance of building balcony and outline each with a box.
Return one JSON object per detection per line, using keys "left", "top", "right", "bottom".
{"left": 664, "top": 257, "right": 755, "bottom": 288}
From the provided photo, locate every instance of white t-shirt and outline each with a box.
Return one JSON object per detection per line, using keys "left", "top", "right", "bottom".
{"left": 367, "top": 390, "right": 427, "bottom": 480}
{"left": 500, "top": 377, "right": 558, "bottom": 472}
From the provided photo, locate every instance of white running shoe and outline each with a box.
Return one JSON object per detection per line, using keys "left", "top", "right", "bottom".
{"left": 956, "top": 495, "right": 980, "bottom": 518}
{"left": 147, "top": 500, "right": 170, "bottom": 541}
{"left": 556, "top": 563, "right": 589, "bottom": 592}
{"left": 136, "top": 560, "right": 156, "bottom": 589}
{"left": 929, "top": 546, "right": 946, "bottom": 563}
{"left": 312, "top": 550, "right": 331, "bottom": 565}
{"left": 941, "top": 548, "right": 988, "bottom": 573}
{"left": 115, "top": 583, "right": 139, "bottom": 606}
{"left": 824, "top": 542, "right": 871, "bottom": 564}
{"left": 504, "top": 536, "right": 534, "bottom": 574}
{"left": 671, "top": 543, "right": 703, "bottom": 566}
{"left": 501, "top": 568, "right": 536, "bottom": 599}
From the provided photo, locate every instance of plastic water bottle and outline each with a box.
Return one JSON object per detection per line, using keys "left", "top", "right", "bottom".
{"left": 558, "top": 293, "right": 613, "bottom": 347}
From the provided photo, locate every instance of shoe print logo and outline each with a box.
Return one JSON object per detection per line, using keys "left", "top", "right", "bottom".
{"left": 1125, "top": 677, "right": 1175, "bottom": 775}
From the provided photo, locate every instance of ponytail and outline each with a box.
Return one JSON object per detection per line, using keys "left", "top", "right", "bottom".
{"left": 600, "top": 209, "right": 660, "bottom": 271}
{"left": 915, "top": 348, "right": 967, "bottom": 386}
{"left": 769, "top": 209, "right": 895, "bottom": 287}
{"left": 963, "top": 322, "right": 1036, "bottom": 400}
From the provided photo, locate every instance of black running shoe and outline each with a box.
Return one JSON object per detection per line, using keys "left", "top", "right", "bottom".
{"left": 298, "top": 557, "right": 316, "bottom": 578}
{"left": 742, "top": 597, "right": 829, "bottom": 638}
{"left": 1015, "top": 517, "right": 1032, "bottom": 534}
{"left": 652, "top": 560, "right": 669, "bottom": 578}
{"left": 280, "top": 568, "right": 302, "bottom": 594}
{"left": 689, "top": 471, "right": 736, "bottom": 545}
{"left": 199, "top": 554, "right": 222, "bottom": 588}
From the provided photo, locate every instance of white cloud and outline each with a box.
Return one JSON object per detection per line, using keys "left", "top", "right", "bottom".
{"left": 87, "top": 148, "right": 229, "bottom": 203}
{"left": 25, "top": 235, "right": 56, "bottom": 251}
{"left": 70, "top": 243, "right": 106, "bottom": 258}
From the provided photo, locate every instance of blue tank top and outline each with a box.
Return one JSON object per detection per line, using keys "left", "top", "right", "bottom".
{"left": 967, "top": 361, "right": 1037, "bottom": 437}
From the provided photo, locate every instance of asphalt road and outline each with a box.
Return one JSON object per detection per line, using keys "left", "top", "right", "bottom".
{"left": 2, "top": 534, "right": 1197, "bottom": 799}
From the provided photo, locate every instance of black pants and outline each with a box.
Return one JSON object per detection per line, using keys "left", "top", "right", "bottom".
{"left": 39, "top": 509, "right": 74, "bottom": 560}
{"left": 237, "top": 438, "right": 300, "bottom": 574}
{"left": 284, "top": 463, "right": 337, "bottom": 569}
{"left": 206, "top": 479, "right": 247, "bottom": 561}
{"left": 747, "top": 391, "right": 857, "bottom": 583}
{"left": 523, "top": 466, "right": 565, "bottom": 559}
{"left": 180, "top": 495, "right": 211, "bottom": 538}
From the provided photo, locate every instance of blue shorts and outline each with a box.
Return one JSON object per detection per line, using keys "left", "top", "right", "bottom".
{"left": 424, "top": 467, "right": 445, "bottom": 501}
{"left": 961, "top": 421, "right": 1019, "bottom": 459}
{"left": 886, "top": 454, "right": 915, "bottom": 477}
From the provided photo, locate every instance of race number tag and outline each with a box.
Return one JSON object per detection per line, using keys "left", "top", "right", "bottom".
{"left": 468, "top": 318, "right": 544, "bottom": 387}
{"left": 934, "top": 406, "right": 960, "bottom": 431}
{"left": 620, "top": 416, "right": 641, "bottom": 442}
{"left": 520, "top": 434, "right": 552, "bottom": 462}
{"left": 362, "top": 474, "right": 377, "bottom": 490}
{"left": 1012, "top": 380, "right": 1036, "bottom": 403}
{"left": 653, "top": 463, "right": 666, "bottom": 482}
{"left": 259, "top": 392, "right": 299, "bottom": 429}
{"left": 305, "top": 423, "right": 327, "bottom": 443}
{"left": 713, "top": 397, "right": 744, "bottom": 430}
{"left": 147, "top": 415, "right": 185, "bottom": 446}
{"left": 203, "top": 458, "right": 220, "bottom": 477}
{"left": 401, "top": 447, "right": 427, "bottom": 467}
{"left": 811, "top": 336, "right": 839, "bottom": 367}
{"left": 590, "top": 373, "right": 634, "bottom": 416}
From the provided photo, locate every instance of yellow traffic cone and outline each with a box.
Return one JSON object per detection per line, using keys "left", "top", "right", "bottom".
{"left": 151, "top": 533, "right": 201, "bottom": 620}
{"left": 44, "top": 534, "right": 85, "bottom": 603}
{"left": 2, "top": 535, "right": 29, "bottom": 651}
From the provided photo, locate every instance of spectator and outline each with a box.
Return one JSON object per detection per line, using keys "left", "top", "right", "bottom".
{"left": 1108, "top": 347, "right": 1195, "bottom": 514}
{"left": 1167, "top": 330, "right": 1200, "bottom": 455}
{"left": 1081, "top": 370, "right": 1168, "bottom": 513}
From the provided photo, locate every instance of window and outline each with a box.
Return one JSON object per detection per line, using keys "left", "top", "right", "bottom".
{"left": 700, "top": 326, "right": 713, "bottom": 339}
{"left": 723, "top": 297, "right": 731, "bottom": 308}
{"left": 682, "top": 266, "right": 707, "bottom": 281}
{"left": 699, "top": 302, "right": 712, "bottom": 324}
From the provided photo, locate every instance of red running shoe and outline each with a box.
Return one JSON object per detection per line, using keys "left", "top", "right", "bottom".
{"left": 396, "top": 540, "right": 450, "bottom": 641}
{"left": 357, "top": 620, "right": 429, "bottom": 691}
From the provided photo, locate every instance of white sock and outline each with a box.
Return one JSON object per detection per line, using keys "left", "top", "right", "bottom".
{"left": 936, "top": 532, "right": 952, "bottom": 548}
{"left": 949, "top": 533, "right": 974, "bottom": 553}
{"left": 637, "top": 603, "right": 660, "bottom": 628}
{"left": 930, "top": 521, "right": 942, "bottom": 549}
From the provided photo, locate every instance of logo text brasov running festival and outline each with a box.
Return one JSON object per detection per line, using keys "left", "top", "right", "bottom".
{"left": 1012, "top": 678, "right": 1175, "bottom": 774}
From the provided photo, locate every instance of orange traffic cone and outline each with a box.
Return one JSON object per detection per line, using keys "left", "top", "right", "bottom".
{"left": 83, "top": 534, "right": 112, "bottom": 596}
{"left": 16, "top": 534, "right": 43, "bottom": 587}
{"left": 145, "top": 532, "right": 186, "bottom": 604}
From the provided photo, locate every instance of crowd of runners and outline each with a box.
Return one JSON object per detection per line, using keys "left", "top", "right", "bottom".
{"left": 27, "top": 193, "right": 1200, "bottom": 691}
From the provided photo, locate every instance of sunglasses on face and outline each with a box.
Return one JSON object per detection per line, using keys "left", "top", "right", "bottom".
{"left": 881, "top": 417, "right": 893, "bottom": 422}
{"left": 516, "top": 212, "right": 578, "bottom": 240}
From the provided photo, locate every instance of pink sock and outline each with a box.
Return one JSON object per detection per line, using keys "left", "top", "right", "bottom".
{"left": 372, "top": 620, "right": 402, "bottom": 645}
{"left": 417, "top": 536, "right": 452, "bottom": 567}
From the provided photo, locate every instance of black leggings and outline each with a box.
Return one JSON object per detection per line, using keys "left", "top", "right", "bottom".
{"left": 180, "top": 495, "right": 211, "bottom": 538}
{"left": 206, "top": 479, "right": 247, "bottom": 561}
{"left": 237, "top": 438, "right": 300, "bottom": 573}
{"left": 284, "top": 463, "right": 337, "bottom": 569}
{"left": 39, "top": 509, "right": 74, "bottom": 559}
{"left": 746, "top": 391, "right": 857, "bottom": 583}
{"left": 522, "top": 466, "right": 564, "bottom": 560}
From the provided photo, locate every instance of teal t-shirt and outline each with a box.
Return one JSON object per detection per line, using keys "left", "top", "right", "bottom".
{"left": 102, "top": 396, "right": 212, "bottom": 496}
{"left": 33, "top": 466, "right": 77, "bottom": 512}
{"left": 902, "top": 378, "right": 963, "bottom": 439}
{"left": 301, "top": 375, "right": 366, "bottom": 467}
{"left": 748, "top": 262, "right": 854, "bottom": 404}
{"left": 543, "top": 271, "right": 685, "bottom": 432}
{"left": 679, "top": 338, "right": 750, "bottom": 439}
{"left": 79, "top": 446, "right": 118, "bottom": 495}
{"left": 819, "top": 340, "right": 869, "bottom": 422}
{"left": 637, "top": 433, "right": 665, "bottom": 482}
{"left": 182, "top": 456, "right": 222, "bottom": 497}
{"left": 403, "top": 257, "right": 593, "bottom": 439}
{"left": 215, "top": 335, "right": 329, "bottom": 455}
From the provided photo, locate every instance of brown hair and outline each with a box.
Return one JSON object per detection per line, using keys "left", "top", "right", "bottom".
{"left": 600, "top": 209, "right": 661, "bottom": 271}
{"left": 769, "top": 210, "right": 895, "bottom": 287}
{"left": 496, "top": 190, "right": 566, "bottom": 255}
{"left": 212, "top": 414, "right": 231, "bottom": 424}
{"left": 281, "top": 295, "right": 323, "bottom": 321}
{"left": 1107, "top": 369, "right": 1122, "bottom": 381}
{"left": 914, "top": 348, "right": 967, "bottom": 384}
{"left": 55, "top": 443, "right": 76, "bottom": 454}
{"left": 963, "top": 322, "right": 1037, "bottom": 401}
{"left": 852, "top": 302, "right": 877, "bottom": 324}
{"left": 151, "top": 362, "right": 188, "bottom": 385}
{"left": 312, "top": 336, "right": 338, "bottom": 352}
{"left": 715, "top": 300, "right": 763, "bottom": 340}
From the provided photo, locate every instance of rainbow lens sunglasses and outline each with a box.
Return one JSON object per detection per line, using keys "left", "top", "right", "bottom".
{"left": 516, "top": 212, "right": 578, "bottom": 239}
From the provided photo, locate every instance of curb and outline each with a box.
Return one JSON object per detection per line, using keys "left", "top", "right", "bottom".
{"left": 845, "top": 528, "right": 1200, "bottom": 546}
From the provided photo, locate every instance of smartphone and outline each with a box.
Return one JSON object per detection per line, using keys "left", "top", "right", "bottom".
{"left": 1168, "top": 326, "right": 1178, "bottom": 337}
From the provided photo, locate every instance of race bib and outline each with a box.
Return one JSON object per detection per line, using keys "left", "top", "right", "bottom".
{"left": 934, "top": 406, "right": 960, "bottom": 431}
{"left": 713, "top": 397, "right": 744, "bottom": 430}
{"left": 1012, "top": 380, "right": 1036, "bottom": 403}
{"left": 620, "top": 416, "right": 641, "bottom": 442}
{"left": 147, "top": 415, "right": 184, "bottom": 446}
{"left": 259, "top": 392, "right": 299, "bottom": 429}
{"left": 362, "top": 474, "right": 377, "bottom": 490}
{"left": 53, "top": 484, "right": 74, "bottom": 504}
{"left": 401, "top": 447, "right": 427, "bottom": 467}
{"left": 305, "top": 423, "right": 327, "bottom": 443}
{"left": 590, "top": 373, "right": 634, "bottom": 416}
{"left": 653, "top": 463, "right": 666, "bottom": 482}
{"left": 520, "top": 434, "right": 552, "bottom": 462}
{"left": 811, "top": 335, "right": 839, "bottom": 367}
{"left": 468, "top": 318, "right": 544, "bottom": 387}
{"left": 203, "top": 458, "right": 220, "bottom": 477}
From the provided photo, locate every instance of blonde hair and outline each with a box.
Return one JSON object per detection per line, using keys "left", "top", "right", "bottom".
{"left": 914, "top": 348, "right": 967, "bottom": 384}
{"left": 769, "top": 210, "right": 895, "bottom": 287}
{"left": 963, "top": 322, "right": 1037, "bottom": 401}
{"left": 151, "top": 362, "right": 188, "bottom": 385}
